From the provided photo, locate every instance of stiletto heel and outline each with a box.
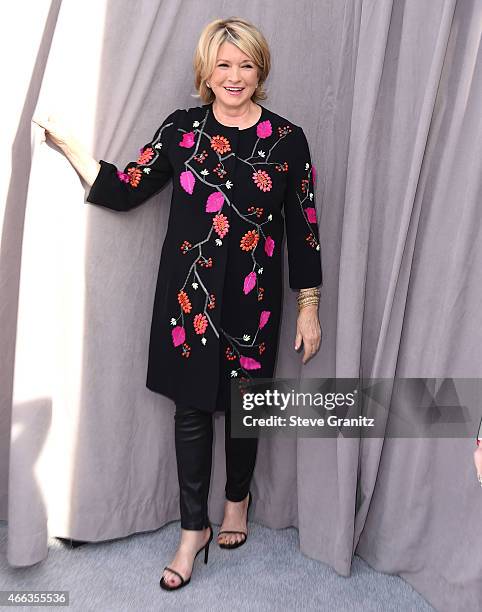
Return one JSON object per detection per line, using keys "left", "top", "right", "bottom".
{"left": 218, "top": 490, "right": 252, "bottom": 550}
{"left": 159, "top": 524, "right": 213, "bottom": 591}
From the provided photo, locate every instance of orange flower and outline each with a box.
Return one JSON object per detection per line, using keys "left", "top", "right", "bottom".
{"left": 193, "top": 313, "right": 208, "bottom": 335}
{"left": 127, "top": 167, "right": 142, "bottom": 187}
{"left": 210, "top": 135, "right": 231, "bottom": 154}
{"left": 252, "top": 169, "right": 272, "bottom": 192}
{"left": 240, "top": 230, "right": 259, "bottom": 251}
{"left": 213, "top": 213, "right": 229, "bottom": 238}
{"left": 178, "top": 290, "right": 192, "bottom": 313}
{"left": 207, "top": 294, "right": 216, "bottom": 310}
{"left": 137, "top": 147, "right": 154, "bottom": 165}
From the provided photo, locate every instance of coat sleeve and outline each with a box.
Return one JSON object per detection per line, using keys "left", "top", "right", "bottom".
{"left": 283, "top": 125, "right": 323, "bottom": 290}
{"left": 85, "top": 108, "right": 179, "bottom": 212}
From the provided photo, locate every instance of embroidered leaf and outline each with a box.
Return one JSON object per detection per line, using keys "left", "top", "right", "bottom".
{"left": 243, "top": 271, "right": 257, "bottom": 295}
{"left": 257, "top": 119, "right": 272, "bottom": 139}
{"left": 240, "top": 356, "right": 261, "bottom": 370}
{"left": 172, "top": 326, "right": 185, "bottom": 347}
{"left": 180, "top": 170, "right": 195, "bottom": 194}
{"left": 259, "top": 310, "right": 271, "bottom": 329}
{"left": 264, "top": 236, "right": 275, "bottom": 257}
{"left": 206, "top": 191, "right": 224, "bottom": 212}
{"left": 305, "top": 207, "right": 317, "bottom": 223}
{"left": 179, "top": 131, "right": 195, "bottom": 148}
{"left": 117, "top": 171, "right": 130, "bottom": 183}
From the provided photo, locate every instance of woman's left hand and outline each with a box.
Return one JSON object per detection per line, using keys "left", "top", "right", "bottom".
{"left": 294, "top": 304, "right": 322, "bottom": 364}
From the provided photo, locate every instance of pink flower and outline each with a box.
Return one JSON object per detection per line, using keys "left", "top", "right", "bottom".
{"left": 179, "top": 131, "right": 195, "bottom": 148}
{"left": 256, "top": 120, "right": 272, "bottom": 139}
{"left": 171, "top": 326, "right": 185, "bottom": 347}
{"left": 239, "top": 356, "right": 261, "bottom": 370}
{"left": 206, "top": 191, "right": 224, "bottom": 212}
{"left": 305, "top": 207, "right": 317, "bottom": 224}
{"left": 259, "top": 310, "right": 271, "bottom": 329}
{"left": 117, "top": 171, "right": 130, "bottom": 183}
{"left": 180, "top": 170, "right": 195, "bottom": 194}
{"left": 243, "top": 271, "right": 257, "bottom": 294}
{"left": 264, "top": 236, "right": 275, "bottom": 257}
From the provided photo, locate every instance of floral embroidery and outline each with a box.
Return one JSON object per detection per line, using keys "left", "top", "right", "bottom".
{"left": 127, "top": 167, "right": 142, "bottom": 187}
{"left": 117, "top": 171, "right": 129, "bottom": 183}
{"left": 194, "top": 149, "right": 208, "bottom": 163}
{"left": 206, "top": 191, "right": 224, "bottom": 212}
{"left": 117, "top": 118, "right": 175, "bottom": 187}
{"left": 247, "top": 206, "right": 263, "bottom": 218}
{"left": 305, "top": 207, "right": 317, "bottom": 223}
{"left": 212, "top": 213, "right": 230, "bottom": 238}
{"left": 193, "top": 313, "right": 208, "bottom": 335}
{"left": 240, "top": 230, "right": 259, "bottom": 251}
{"left": 243, "top": 271, "right": 257, "bottom": 295}
{"left": 256, "top": 120, "right": 272, "bottom": 139}
{"left": 179, "top": 132, "right": 195, "bottom": 148}
{"left": 213, "top": 163, "right": 227, "bottom": 178}
{"left": 252, "top": 169, "right": 272, "bottom": 192}
{"left": 137, "top": 147, "right": 154, "bottom": 164}
{"left": 207, "top": 294, "right": 216, "bottom": 309}
{"left": 160, "top": 107, "right": 320, "bottom": 388}
{"left": 210, "top": 135, "right": 231, "bottom": 154}
{"left": 172, "top": 326, "right": 185, "bottom": 347}
{"left": 180, "top": 240, "right": 192, "bottom": 254}
{"left": 180, "top": 170, "right": 195, "bottom": 194}
{"left": 178, "top": 290, "right": 192, "bottom": 313}
{"left": 239, "top": 356, "right": 261, "bottom": 370}
{"left": 264, "top": 236, "right": 275, "bottom": 257}
{"left": 259, "top": 310, "right": 271, "bottom": 329}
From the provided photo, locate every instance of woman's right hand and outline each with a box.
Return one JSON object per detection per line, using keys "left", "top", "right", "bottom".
{"left": 32, "top": 113, "right": 73, "bottom": 149}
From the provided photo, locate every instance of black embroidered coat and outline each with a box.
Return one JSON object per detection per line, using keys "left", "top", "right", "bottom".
{"left": 86, "top": 102, "right": 322, "bottom": 413}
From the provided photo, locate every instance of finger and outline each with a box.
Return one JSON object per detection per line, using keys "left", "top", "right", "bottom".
{"left": 294, "top": 330, "right": 302, "bottom": 351}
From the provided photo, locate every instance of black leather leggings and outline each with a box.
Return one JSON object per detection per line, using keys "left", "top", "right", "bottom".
{"left": 174, "top": 399, "right": 258, "bottom": 530}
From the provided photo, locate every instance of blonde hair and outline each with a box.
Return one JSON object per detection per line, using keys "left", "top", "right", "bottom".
{"left": 193, "top": 17, "right": 271, "bottom": 103}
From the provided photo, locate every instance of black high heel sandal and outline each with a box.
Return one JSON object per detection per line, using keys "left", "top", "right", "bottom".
{"left": 159, "top": 524, "right": 213, "bottom": 591}
{"left": 218, "top": 490, "right": 252, "bottom": 550}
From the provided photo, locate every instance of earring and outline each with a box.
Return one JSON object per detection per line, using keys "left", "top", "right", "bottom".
{"left": 206, "top": 82, "right": 211, "bottom": 88}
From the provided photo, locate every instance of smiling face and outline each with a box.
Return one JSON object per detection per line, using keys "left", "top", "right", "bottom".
{"left": 208, "top": 41, "right": 259, "bottom": 107}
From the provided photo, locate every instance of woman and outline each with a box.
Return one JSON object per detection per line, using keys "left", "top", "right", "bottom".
{"left": 33, "top": 17, "right": 322, "bottom": 590}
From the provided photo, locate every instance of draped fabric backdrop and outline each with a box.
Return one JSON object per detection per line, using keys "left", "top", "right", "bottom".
{"left": 1, "top": 1, "right": 481, "bottom": 610}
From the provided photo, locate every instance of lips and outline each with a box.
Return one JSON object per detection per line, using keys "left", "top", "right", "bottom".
{"left": 224, "top": 87, "right": 244, "bottom": 91}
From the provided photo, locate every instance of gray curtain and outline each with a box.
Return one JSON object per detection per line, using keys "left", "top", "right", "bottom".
{"left": 1, "top": 1, "right": 481, "bottom": 609}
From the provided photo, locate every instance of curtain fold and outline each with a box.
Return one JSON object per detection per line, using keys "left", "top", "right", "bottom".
{"left": 2, "top": 1, "right": 480, "bottom": 609}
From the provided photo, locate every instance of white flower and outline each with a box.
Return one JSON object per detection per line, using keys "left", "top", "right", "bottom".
{"left": 192, "top": 282, "right": 199, "bottom": 290}
{"left": 170, "top": 318, "right": 177, "bottom": 325}
{"left": 155, "top": 142, "right": 163, "bottom": 149}
{"left": 215, "top": 238, "right": 223, "bottom": 246}
{"left": 143, "top": 167, "right": 151, "bottom": 174}
{"left": 193, "top": 120, "right": 200, "bottom": 128}
{"left": 201, "top": 337, "right": 207, "bottom": 345}
{"left": 316, "top": 244, "right": 320, "bottom": 250}
{"left": 225, "top": 180, "right": 233, "bottom": 189}
{"left": 201, "top": 169, "right": 209, "bottom": 176}
{"left": 258, "top": 267, "right": 264, "bottom": 274}
{"left": 305, "top": 162, "right": 310, "bottom": 170}
{"left": 268, "top": 214, "right": 272, "bottom": 221}
{"left": 258, "top": 150, "right": 265, "bottom": 157}
{"left": 309, "top": 192, "right": 314, "bottom": 200}
{"left": 243, "top": 334, "right": 251, "bottom": 341}
{"left": 231, "top": 370, "right": 238, "bottom": 377}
